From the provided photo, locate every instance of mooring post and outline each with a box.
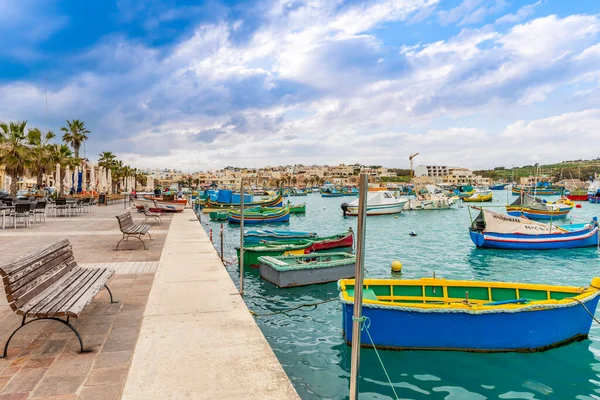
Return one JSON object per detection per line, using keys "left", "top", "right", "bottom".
{"left": 239, "top": 178, "right": 245, "bottom": 295}
{"left": 220, "top": 223, "right": 224, "bottom": 262}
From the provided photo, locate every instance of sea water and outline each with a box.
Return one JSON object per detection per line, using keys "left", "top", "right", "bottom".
{"left": 202, "top": 191, "right": 600, "bottom": 399}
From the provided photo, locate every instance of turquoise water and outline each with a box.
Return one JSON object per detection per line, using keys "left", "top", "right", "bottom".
{"left": 201, "top": 191, "right": 600, "bottom": 399}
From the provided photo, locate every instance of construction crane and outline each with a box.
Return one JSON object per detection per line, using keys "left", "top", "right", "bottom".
{"left": 409, "top": 153, "right": 419, "bottom": 181}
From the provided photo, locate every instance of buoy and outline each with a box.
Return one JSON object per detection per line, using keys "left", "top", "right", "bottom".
{"left": 409, "top": 231, "right": 417, "bottom": 236}
{"left": 391, "top": 260, "right": 403, "bottom": 272}
{"left": 576, "top": 204, "right": 582, "bottom": 208}
{"left": 395, "top": 215, "right": 398, "bottom": 219}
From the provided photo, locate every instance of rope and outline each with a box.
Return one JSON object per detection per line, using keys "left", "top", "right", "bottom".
{"left": 566, "top": 297, "right": 600, "bottom": 325}
{"left": 353, "top": 316, "right": 399, "bottom": 400}
{"left": 249, "top": 298, "right": 337, "bottom": 317}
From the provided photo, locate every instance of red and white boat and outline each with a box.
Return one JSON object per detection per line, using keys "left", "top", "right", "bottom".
{"left": 134, "top": 198, "right": 184, "bottom": 213}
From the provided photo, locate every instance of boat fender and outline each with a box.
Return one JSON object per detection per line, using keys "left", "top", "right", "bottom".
{"left": 391, "top": 260, "right": 402, "bottom": 272}
{"left": 409, "top": 231, "right": 417, "bottom": 236}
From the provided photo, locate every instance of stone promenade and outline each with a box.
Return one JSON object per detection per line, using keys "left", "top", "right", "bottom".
{"left": 0, "top": 204, "right": 171, "bottom": 399}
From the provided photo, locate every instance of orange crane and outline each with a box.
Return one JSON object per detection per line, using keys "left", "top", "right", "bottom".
{"left": 409, "top": 153, "right": 419, "bottom": 181}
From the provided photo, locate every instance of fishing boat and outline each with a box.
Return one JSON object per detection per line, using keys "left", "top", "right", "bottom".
{"left": 454, "top": 185, "right": 475, "bottom": 198}
{"left": 288, "top": 203, "right": 306, "bottom": 213}
{"left": 404, "top": 185, "right": 455, "bottom": 210}
{"left": 263, "top": 230, "right": 354, "bottom": 252}
{"left": 228, "top": 205, "right": 290, "bottom": 224}
{"left": 469, "top": 208, "right": 599, "bottom": 249}
{"left": 339, "top": 277, "right": 600, "bottom": 352}
{"left": 237, "top": 242, "right": 313, "bottom": 267}
{"left": 144, "top": 195, "right": 187, "bottom": 205}
{"left": 566, "top": 189, "right": 589, "bottom": 201}
{"left": 209, "top": 211, "right": 228, "bottom": 221}
{"left": 462, "top": 189, "right": 493, "bottom": 202}
{"left": 133, "top": 198, "right": 184, "bottom": 213}
{"left": 321, "top": 189, "right": 345, "bottom": 197}
{"left": 203, "top": 191, "right": 283, "bottom": 212}
{"left": 342, "top": 187, "right": 359, "bottom": 196}
{"left": 490, "top": 183, "right": 508, "bottom": 190}
{"left": 291, "top": 189, "right": 308, "bottom": 196}
{"left": 512, "top": 184, "right": 564, "bottom": 196}
{"left": 506, "top": 193, "right": 573, "bottom": 219}
{"left": 341, "top": 191, "right": 408, "bottom": 216}
{"left": 244, "top": 230, "right": 318, "bottom": 245}
{"left": 589, "top": 189, "right": 600, "bottom": 203}
{"left": 258, "top": 253, "right": 356, "bottom": 288}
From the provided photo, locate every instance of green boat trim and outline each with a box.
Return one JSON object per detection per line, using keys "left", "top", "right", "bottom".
{"left": 235, "top": 242, "right": 313, "bottom": 266}
{"left": 209, "top": 211, "right": 228, "bottom": 221}
{"left": 257, "top": 252, "right": 356, "bottom": 272}
{"left": 288, "top": 203, "right": 306, "bottom": 213}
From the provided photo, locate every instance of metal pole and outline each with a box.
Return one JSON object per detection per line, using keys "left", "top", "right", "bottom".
{"left": 349, "top": 173, "right": 368, "bottom": 400}
{"left": 220, "top": 223, "right": 224, "bottom": 263}
{"left": 239, "top": 178, "right": 245, "bottom": 295}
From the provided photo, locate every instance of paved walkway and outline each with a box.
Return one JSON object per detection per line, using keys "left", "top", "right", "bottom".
{"left": 122, "top": 209, "right": 299, "bottom": 400}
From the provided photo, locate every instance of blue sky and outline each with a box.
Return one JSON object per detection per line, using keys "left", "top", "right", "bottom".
{"left": 1, "top": 0, "right": 600, "bottom": 171}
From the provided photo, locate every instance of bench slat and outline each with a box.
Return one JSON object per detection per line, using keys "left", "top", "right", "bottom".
{"left": 64, "top": 269, "right": 114, "bottom": 317}
{"left": 30, "top": 268, "right": 99, "bottom": 318}
{"left": 0, "top": 239, "right": 70, "bottom": 276}
{"left": 23, "top": 268, "right": 90, "bottom": 316}
{"left": 48, "top": 268, "right": 106, "bottom": 316}
{"left": 10, "top": 256, "right": 76, "bottom": 306}
{"left": 4, "top": 246, "right": 73, "bottom": 287}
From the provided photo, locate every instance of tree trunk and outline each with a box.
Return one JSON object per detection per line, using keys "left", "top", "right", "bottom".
{"left": 37, "top": 169, "right": 43, "bottom": 188}
{"left": 9, "top": 174, "right": 19, "bottom": 197}
{"left": 74, "top": 145, "right": 80, "bottom": 159}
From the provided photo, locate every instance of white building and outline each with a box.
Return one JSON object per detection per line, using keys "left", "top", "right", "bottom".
{"left": 414, "top": 165, "right": 450, "bottom": 178}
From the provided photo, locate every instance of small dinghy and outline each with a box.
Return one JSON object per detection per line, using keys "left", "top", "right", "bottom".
{"left": 258, "top": 253, "right": 356, "bottom": 287}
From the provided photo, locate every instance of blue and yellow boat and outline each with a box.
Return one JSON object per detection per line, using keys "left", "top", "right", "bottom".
{"left": 339, "top": 277, "right": 600, "bottom": 352}
{"left": 506, "top": 194, "right": 574, "bottom": 219}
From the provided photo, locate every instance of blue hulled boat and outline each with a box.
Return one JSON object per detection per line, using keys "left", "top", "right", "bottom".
{"left": 339, "top": 277, "right": 600, "bottom": 352}
{"left": 469, "top": 208, "right": 598, "bottom": 249}
{"left": 490, "top": 183, "right": 507, "bottom": 190}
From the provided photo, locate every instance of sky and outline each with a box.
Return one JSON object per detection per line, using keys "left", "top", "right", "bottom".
{"left": 1, "top": 0, "right": 600, "bottom": 171}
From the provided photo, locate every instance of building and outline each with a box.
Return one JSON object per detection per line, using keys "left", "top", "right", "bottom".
{"left": 414, "top": 165, "right": 450, "bottom": 178}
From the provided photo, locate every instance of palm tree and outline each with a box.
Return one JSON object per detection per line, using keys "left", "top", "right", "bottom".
{"left": 0, "top": 121, "right": 33, "bottom": 196}
{"left": 61, "top": 119, "right": 90, "bottom": 158}
{"left": 27, "top": 128, "right": 56, "bottom": 187}
{"left": 48, "top": 144, "right": 76, "bottom": 196}
{"left": 98, "top": 151, "right": 116, "bottom": 170}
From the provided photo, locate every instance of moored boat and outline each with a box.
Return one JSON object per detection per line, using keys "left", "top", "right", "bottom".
{"left": 228, "top": 205, "right": 290, "bottom": 224}
{"left": 490, "top": 183, "right": 508, "bottom": 190}
{"left": 133, "top": 198, "right": 184, "bottom": 213}
{"left": 462, "top": 189, "right": 493, "bottom": 202}
{"left": 236, "top": 242, "right": 313, "bottom": 267}
{"left": 321, "top": 189, "right": 345, "bottom": 197}
{"left": 258, "top": 253, "right": 356, "bottom": 287}
{"left": 404, "top": 185, "right": 454, "bottom": 210}
{"left": 469, "top": 208, "right": 599, "bottom": 249}
{"left": 288, "top": 203, "right": 306, "bottom": 213}
{"left": 566, "top": 189, "right": 589, "bottom": 201}
{"left": 506, "top": 193, "right": 573, "bottom": 219}
{"left": 262, "top": 229, "right": 354, "bottom": 252}
{"left": 341, "top": 191, "right": 407, "bottom": 216}
{"left": 244, "top": 230, "right": 318, "bottom": 245}
{"left": 203, "top": 192, "right": 283, "bottom": 212}
{"left": 339, "top": 277, "right": 600, "bottom": 352}
{"left": 209, "top": 211, "right": 228, "bottom": 221}
{"left": 512, "top": 185, "right": 564, "bottom": 196}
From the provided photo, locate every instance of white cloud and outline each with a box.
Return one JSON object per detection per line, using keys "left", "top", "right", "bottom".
{"left": 495, "top": 1, "right": 542, "bottom": 25}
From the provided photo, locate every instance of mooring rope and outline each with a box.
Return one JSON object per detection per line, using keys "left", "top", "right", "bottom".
{"left": 566, "top": 297, "right": 600, "bottom": 325}
{"left": 249, "top": 298, "right": 338, "bottom": 317}
{"left": 353, "top": 316, "right": 400, "bottom": 400}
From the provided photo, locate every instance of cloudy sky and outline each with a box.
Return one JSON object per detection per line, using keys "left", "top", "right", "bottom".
{"left": 1, "top": 0, "right": 599, "bottom": 171}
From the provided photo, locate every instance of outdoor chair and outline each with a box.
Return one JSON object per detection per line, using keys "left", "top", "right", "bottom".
{"left": 28, "top": 202, "right": 37, "bottom": 225}
{"left": 0, "top": 239, "right": 116, "bottom": 358}
{"left": 10, "top": 203, "right": 32, "bottom": 229}
{"left": 55, "top": 198, "right": 69, "bottom": 217}
{"left": 34, "top": 201, "right": 47, "bottom": 223}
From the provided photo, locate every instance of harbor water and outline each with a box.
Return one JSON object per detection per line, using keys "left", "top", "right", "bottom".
{"left": 201, "top": 191, "right": 600, "bottom": 399}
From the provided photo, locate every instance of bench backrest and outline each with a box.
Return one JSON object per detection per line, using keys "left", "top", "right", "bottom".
{"left": 116, "top": 212, "right": 134, "bottom": 231}
{"left": 0, "top": 239, "right": 77, "bottom": 311}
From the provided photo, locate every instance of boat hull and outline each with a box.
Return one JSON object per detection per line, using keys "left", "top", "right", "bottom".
{"left": 469, "top": 227, "right": 599, "bottom": 249}
{"left": 258, "top": 255, "right": 355, "bottom": 288}
{"left": 244, "top": 230, "right": 317, "bottom": 245}
{"left": 133, "top": 199, "right": 183, "bottom": 213}
{"left": 228, "top": 212, "right": 290, "bottom": 224}
{"left": 512, "top": 188, "right": 563, "bottom": 196}
{"left": 236, "top": 246, "right": 311, "bottom": 267}
{"left": 463, "top": 194, "right": 493, "bottom": 202}
{"left": 342, "top": 295, "right": 600, "bottom": 351}
{"left": 404, "top": 199, "right": 453, "bottom": 210}
{"left": 506, "top": 207, "right": 572, "bottom": 219}
{"left": 343, "top": 202, "right": 407, "bottom": 216}
{"left": 567, "top": 194, "right": 589, "bottom": 201}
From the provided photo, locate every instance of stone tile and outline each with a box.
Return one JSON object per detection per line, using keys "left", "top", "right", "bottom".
{"left": 78, "top": 383, "right": 123, "bottom": 400}
{"left": 101, "top": 329, "right": 139, "bottom": 353}
{"left": 23, "top": 356, "right": 56, "bottom": 369}
{"left": 31, "top": 395, "right": 77, "bottom": 400}
{"left": 8, "top": 357, "right": 30, "bottom": 370}
{"left": 36, "top": 340, "right": 67, "bottom": 356}
{"left": 93, "top": 351, "right": 132, "bottom": 369}
{"left": 0, "top": 377, "right": 10, "bottom": 391}
{"left": 0, "top": 368, "right": 20, "bottom": 378}
{"left": 31, "top": 375, "right": 86, "bottom": 397}
{"left": 111, "top": 315, "right": 142, "bottom": 330}
{"left": 0, "top": 367, "right": 46, "bottom": 393}
{"left": 45, "top": 359, "right": 93, "bottom": 377}
{"left": 0, "top": 393, "right": 29, "bottom": 400}
{"left": 85, "top": 366, "right": 128, "bottom": 386}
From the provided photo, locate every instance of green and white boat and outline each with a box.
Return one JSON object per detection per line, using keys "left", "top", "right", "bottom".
{"left": 258, "top": 253, "right": 356, "bottom": 287}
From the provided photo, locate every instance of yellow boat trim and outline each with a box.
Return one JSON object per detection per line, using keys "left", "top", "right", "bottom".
{"left": 339, "top": 277, "right": 600, "bottom": 311}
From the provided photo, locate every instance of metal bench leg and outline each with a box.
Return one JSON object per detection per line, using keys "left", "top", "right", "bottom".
{"left": 0, "top": 316, "right": 90, "bottom": 358}
{"left": 146, "top": 232, "right": 152, "bottom": 241}
{"left": 115, "top": 234, "right": 127, "bottom": 250}
{"left": 104, "top": 284, "right": 119, "bottom": 304}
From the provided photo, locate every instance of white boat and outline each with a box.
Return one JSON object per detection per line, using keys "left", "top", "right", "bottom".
{"left": 404, "top": 185, "right": 455, "bottom": 210}
{"left": 341, "top": 191, "right": 408, "bottom": 216}
{"left": 588, "top": 174, "right": 600, "bottom": 196}
{"left": 133, "top": 198, "right": 184, "bottom": 213}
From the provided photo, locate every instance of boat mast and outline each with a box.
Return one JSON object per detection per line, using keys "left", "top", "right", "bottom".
{"left": 349, "top": 173, "right": 368, "bottom": 400}
{"left": 239, "top": 178, "right": 245, "bottom": 295}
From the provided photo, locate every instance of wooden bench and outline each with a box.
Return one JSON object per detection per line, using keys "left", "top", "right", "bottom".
{"left": 0, "top": 239, "right": 116, "bottom": 358}
{"left": 116, "top": 212, "right": 152, "bottom": 250}
{"left": 142, "top": 204, "right": 162, "bottom": 225}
